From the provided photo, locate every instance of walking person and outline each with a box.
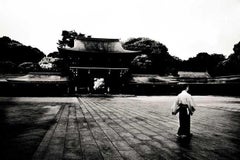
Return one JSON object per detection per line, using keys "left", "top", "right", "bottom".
{"left": 172, "top": 85, "right": 196, "bottom": 138}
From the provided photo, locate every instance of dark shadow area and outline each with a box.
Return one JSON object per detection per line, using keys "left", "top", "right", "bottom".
{"left": 0, "top": 100, "right": 58, "bottom": 160}
{"left": 1, "top": 75, "right": 240, "bottom": 96}
{"left": 127, "top": 83, "right": 240, "bottom": 96}
{"left": 176, "top": 136, "right": 192, "bottom": 149}
{"left": 0, "top": 83, "right": 69, "bottom": 97}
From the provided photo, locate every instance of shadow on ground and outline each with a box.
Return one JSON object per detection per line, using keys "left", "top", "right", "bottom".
{"left": 0, "top": 99, "right": 60, "bottom": 160}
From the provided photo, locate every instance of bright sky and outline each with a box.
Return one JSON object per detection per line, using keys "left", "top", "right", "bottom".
{"left": 0, "top": 0, "right": 240, "bottom": 60}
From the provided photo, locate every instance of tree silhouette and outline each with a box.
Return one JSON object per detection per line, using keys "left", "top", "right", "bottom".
{"left": 233, "top": 41, "right": 240, "bottom": 55}
{"left": 0, "top": 36, "right": 45, "bottom": 73}
{"left": 214, "top": 41, "right": 240, "bottom": 76}
{"left": 181, "top": 52, "right": 225, "bottom": 76}
{"left": 123, "top": 37, "right": 179, "bottom": 75}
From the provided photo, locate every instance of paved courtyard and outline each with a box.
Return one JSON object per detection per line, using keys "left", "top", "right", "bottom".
{"left": 1, "top": 96, "right": 240, "bottom": 160}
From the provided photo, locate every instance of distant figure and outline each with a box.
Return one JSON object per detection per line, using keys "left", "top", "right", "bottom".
{"left": 171, "top": 85, "right": 196, "bottom": 138}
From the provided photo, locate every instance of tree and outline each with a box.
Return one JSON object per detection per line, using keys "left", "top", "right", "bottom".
{"left": 130, "top": 54, "right": 152, "bottom": 73}
{"left": 47, "top": 51, "right": 63, "bottom": 58}
{"left": 181, "top": 52, "right": 225, "bottom": 76}
{"left": 215, "top": 41, "right": 240, "bottom": 76}
{"left": 38, "top": 57, "right": 68, "bottom": 74}
{"left": 123, "top": 37, "right": 178, "bottom": 75}
{"left": 123, "top": 38, "right": 168, "bottom": 55}
{"left": 18, "top": 62, "right": 41, "bottom": 73}
{"left": 58, "top": 30, "right": 82, "bottom": 48}
{"left": 208, "top": 54, "right": 226, "bottom": 76}
{"left": 181, "top": 52, "right": 210, "bottom": 72}
{"left": 0, "top": 36, "right": 45, "bottom": 66}
{"left": 233, "top": 41, "right": 240, "bottom": 55}
{"left": 215, "top": 53, "right": 240, "bottom": 76}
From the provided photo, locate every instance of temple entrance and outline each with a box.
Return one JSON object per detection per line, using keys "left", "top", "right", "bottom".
{"left": 58, "top": 33, "right": 141, "bottom": 95}
{"left": 92, "top": 78, "right": 108, "bottom": 94}
{"left": 69, "top": 67, "right": 129, "bottom": 94}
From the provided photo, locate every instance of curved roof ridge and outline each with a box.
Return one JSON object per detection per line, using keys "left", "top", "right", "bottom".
{"left": 61, "top": 38, "right": 140, "bottom": 53}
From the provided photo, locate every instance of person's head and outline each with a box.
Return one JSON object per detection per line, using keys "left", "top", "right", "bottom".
{"left": 181, "top": 84, "right": 189, "bottom": 92}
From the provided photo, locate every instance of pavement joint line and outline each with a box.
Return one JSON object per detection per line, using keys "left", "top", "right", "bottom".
{"left": 82, "top": 98, "right": 212, "bottom": 160}
{"left": 81, "top": 98, "right": 156, "bottom": 159}
{"left": 85, "top": 99, "right": 175, "bottom": 141}
{"left": 62, "top": 105, "right": 70, "bottom": 157}
{"left": 77, "top": 97, "right": 104, "bottom": 159}
{"left": 75, "top": 104, "right": 101, "bottom": 159}
{"left": 32, "top": 105, "right": 65, "bottom": 160}
{"left": 78, "top": 97, "right": 125, "bottom": 160}
{"left": 87, "top": 99, "right": 166, "bottom": 135}
{"left": 77, "top": 97, "right": 106, "bottom": 160}
{"left": 74, "top": 102, "right": 85, "bottom": 157}
{"left": 87, "top": 98, "right": 188, "bottom": 159}
{"left": 96, "top": 97, "right": 239, "bottom": 160}
{"left": 85, "top": 99, "right": 148, "bottom": 138}
{"left": 81, "top": 98, "right": 140, "bottom": 158}
{"left": 197, "top": 104, "right": 240, "bottom": 112}
{"left": 95, "top": 98, "right": 231, "bottom": 158}
{"left": 64, "top": 103, "right": 83, "bottom": 159}
{"left": 30, "top": 96, "right": 240, "bottom": 160}
{"left": 103, "top": 101, "right": 175, "bottom": 126}
{"left": 44, "top": 103, "right": 69, "bottom": 160}
{"left": 97, "top": 100, "right": 200, "bottom": 139}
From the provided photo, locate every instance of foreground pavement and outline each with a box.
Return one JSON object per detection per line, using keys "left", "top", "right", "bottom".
{"left": 31, "top": 96, "right": 240, "bottom": 160}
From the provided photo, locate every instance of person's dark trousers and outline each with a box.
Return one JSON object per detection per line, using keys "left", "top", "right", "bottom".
{"left": 177, "top": 107, "right": 190, "bottom": 136}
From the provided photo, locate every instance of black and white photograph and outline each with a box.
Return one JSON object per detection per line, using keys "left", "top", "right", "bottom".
{"left": 1, "top": 0, "right": 240, "bottom": 159}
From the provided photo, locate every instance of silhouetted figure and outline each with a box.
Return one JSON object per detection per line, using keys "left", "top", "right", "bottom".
{"left": 172, "top": 85, "right": 196, "bottom": 138}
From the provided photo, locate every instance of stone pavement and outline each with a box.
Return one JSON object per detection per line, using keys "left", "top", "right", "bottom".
{"left": 32, "top": 96, "right": 240, "bottom": 160}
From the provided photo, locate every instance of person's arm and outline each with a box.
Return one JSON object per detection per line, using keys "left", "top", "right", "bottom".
{"left": 171, "top": 97, "right": 180, "bottom": 115}
{"left": 188, "top": 96, "right": 196, "bottom": 115}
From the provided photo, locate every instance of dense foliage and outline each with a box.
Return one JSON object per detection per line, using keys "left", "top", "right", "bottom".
{"left": 123, "top": 37, "right": 179, "bottom": 75}
{"left": 18, "top": 62, "right": 41, "bottom": 73}
{"left": 58, "top": 30, "right": 86, "bottom": 48}
{"left": 180, "top": 52, "right": 226, "bottom": 76}
{"left": 47, "top": 51, "right": 63, "bottom": 58}
{"left": 130, "top": 54, "right": 152, "bottom": 73}
{"left": 38, "top": 56, "right": 67, "bottom": 72}
{"left": 0, "top": 36, "right": 45, "bottom": 73}
{"left": 123, "top": 37, "right": 240, "bottom": 77}
{"left": 214, "top": 41, "right": 240, "bottom": 76}
{"left": 1, "top": 33, "right": 240, "bottom": 76}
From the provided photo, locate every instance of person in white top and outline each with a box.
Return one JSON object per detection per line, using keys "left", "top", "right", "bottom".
{"left": 171, "top": 85, "right": 196, "bottom": 138}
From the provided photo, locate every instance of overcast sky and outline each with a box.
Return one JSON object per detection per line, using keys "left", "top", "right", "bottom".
{"left": 0, "top": 0, "right": 240, "bottom": 59}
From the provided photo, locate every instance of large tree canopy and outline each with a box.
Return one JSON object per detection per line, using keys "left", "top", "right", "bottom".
{"left": 123, "top": 37, "right": 169, "bottom": 55}
{"left": 130, "top": 54, "right": 152, "bottom": 73}
{"left": 233, "top": 41, "right": 240, "bottom": 55}
{"left": 181, "top": 52, "right": 225, "bottom": 76}
{"left": 0, "top": 36, "right": 45, "bottom": 64}
{"left": 215, "top": 41, "right": 240, "bottom": 76}
{"left": 47, "top": 51, "right": 63, "bottom": 58}
{"left": 123, "top": 37, "right": 179, "bottom": 75}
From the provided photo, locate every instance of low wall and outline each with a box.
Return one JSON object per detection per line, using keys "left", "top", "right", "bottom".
{"left": 1, "top": 81, "right": 240, "bottom": 96}
{"left": 0, "top": 82, "right": 69, "bottom": 96}
{"left": 126, "top": 83, "right": 240, "bottom": 96}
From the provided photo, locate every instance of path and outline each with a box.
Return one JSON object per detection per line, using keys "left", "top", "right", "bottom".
{"left": 32, "top": 96, "right": 240, "bottom": 160}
